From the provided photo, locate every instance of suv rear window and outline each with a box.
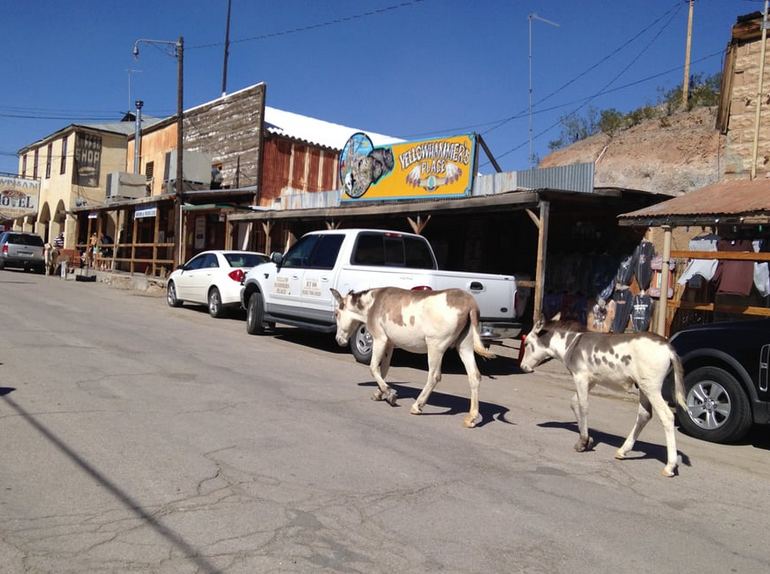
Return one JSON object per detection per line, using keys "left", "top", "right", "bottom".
{"left": 352, "top": 233, "right": 435, "bottom": 269}
{"left": 6, "top": 234, "right": 44, "bottom": 247}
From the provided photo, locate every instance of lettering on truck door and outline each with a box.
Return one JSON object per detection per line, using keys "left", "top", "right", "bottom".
{"left": 301, "top": 234, "right": 345, "bottom": 323}
{"left": 267, "top": 234, "right": 319, "bottom": 317}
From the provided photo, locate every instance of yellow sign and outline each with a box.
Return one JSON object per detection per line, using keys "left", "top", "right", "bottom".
{"left": 340, "top": 134, "right": 476, "bottom": 202}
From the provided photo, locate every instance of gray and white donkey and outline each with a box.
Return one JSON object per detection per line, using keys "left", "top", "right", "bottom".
{"left": 520, "top": 314, "right": 687, "bottom": 477}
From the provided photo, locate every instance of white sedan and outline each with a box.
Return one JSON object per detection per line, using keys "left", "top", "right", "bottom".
{"left": 166, "top": 250, "right": 268, "bottom": 318}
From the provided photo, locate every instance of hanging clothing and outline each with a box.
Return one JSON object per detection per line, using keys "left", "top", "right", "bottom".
{"left": 752, "top": 240, "right": 770, "bottom": 297}
{"left": 634, "top": 241, "right": 655, "bottom": 291}
{"left": 678, "top": 233, "right": 719, "bottom": 285}
{"left": 713, "top": 239, "right": 754, "bottom": 296}
{"left": 631, "top": 293, "right": 653, "bottom": 332}
{"left": 611, "top": 288, "right": 634, "bottom": 333}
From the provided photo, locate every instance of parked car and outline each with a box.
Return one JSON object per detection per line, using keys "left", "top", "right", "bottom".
{"left": 0, "top": 231, "right": 45, "bottom": 273}
{"left": 166, "top": 250, "right": 268, "bottom": 318}
{"left": 668, "top": 318, "right": 770, "bottom": 443}
{"left": 241, "top": 228, "right": 529, "bottom": 363}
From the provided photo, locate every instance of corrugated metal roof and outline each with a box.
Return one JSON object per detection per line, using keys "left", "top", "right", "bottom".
{"left": 517, "top": 163, "right": 594, "bottom": 194}
{"left": 619, "top": 178, "right": 770, "bottom": 221}
{"left": 264, "top": 106, "right": 404, "bottom": 150}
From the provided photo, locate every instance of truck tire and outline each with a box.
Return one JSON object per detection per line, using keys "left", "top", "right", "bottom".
{"left": 350, "top": 324, "right": 373, "bottom": 364}
{"left": 246, "top": 291, "right": 267, "bottom": 335}
{"left": 677, "top": 366, "right": 752, "bottom": 443}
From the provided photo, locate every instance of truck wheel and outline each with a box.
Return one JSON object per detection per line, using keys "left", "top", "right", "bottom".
{"left": 350, "top": 324, "right": 373, "bottom": 364}
{"left": 246, "top": 291, "right": 267, "bottom": 335}
{"left": 677, "top": 366, "right": 752, "bottom": 443}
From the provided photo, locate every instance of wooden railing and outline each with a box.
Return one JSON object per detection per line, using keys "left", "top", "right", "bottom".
{"left": 76, "top": 242, "right": 175, "bottom": 277}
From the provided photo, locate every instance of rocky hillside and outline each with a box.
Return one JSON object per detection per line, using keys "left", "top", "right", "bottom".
{"left": 539, "top": 106, "right": 723, "bottom": 196}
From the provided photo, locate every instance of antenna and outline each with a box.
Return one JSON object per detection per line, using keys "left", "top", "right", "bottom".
{"left": 528, "top": 13, "right": 560, "bottom": 167}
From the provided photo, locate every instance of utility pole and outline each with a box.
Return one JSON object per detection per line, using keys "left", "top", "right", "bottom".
{"left": 681, "top": 0, "right": 695, "bottom": 108}
{"left": 221, "top": 0, "right": 232, "bottom": 97}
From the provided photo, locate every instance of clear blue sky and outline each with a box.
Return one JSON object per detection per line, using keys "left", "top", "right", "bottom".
{"left": 0, "top": 0, "right": 759, "bottom": 176}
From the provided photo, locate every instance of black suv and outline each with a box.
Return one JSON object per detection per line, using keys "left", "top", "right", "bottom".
{"left": 669, "top": 319, "right": 770, "bottom": 443}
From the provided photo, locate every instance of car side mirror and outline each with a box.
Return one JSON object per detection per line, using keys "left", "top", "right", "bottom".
{"left": 270, "top": 252, "right": 283, "bottom": 266}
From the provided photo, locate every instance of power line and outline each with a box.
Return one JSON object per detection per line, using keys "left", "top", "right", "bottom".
{"left": 482, "top": 1, "right": 686, "bottom": 166}
{"left": 188, "top": 0, "right": 426, "bottom": 50}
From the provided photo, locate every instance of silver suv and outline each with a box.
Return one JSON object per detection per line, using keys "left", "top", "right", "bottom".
{"left": 0, "top": 231, "right": 46, "bottom": 273}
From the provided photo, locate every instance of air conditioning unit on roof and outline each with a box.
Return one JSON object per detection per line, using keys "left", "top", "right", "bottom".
{"left": 106, "top": 172, "right": 148, "bottom": 200}
{"left": 164, "top": 151, "right": 212, "bottom": 186}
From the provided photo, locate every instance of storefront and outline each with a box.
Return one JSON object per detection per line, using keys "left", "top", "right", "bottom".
{"left": 619, "top": 178, "right": 770, "bottom": 336}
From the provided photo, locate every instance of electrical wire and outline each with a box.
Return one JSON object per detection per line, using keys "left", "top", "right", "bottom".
{"left": 188, "top": 0, "right": 426, "bottom": 50}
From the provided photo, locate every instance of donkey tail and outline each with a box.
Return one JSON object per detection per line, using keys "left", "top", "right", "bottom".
{"left": 670, "top": 347, "right": 687, "bottom": 410}
{"left": 470, "top": 306, "right": 496, "bottom": 359}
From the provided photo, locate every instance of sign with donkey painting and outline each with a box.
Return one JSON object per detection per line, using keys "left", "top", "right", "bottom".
{"left": 339, "top": 133, "right": 477, "bottom": 202}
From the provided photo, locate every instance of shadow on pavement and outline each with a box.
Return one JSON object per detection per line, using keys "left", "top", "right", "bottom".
{"left": 0, "top": 393, "right": 222, "bottom": 574}
{"left": 538, "top": 420, "right": 692, "bottom": 468}
{"left": 356, "top": 381, "right": 515, "bottom": 427}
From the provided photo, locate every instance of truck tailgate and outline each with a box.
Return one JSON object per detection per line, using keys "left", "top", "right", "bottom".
{"left": 429, "top": 270, "right": 516, "bottom": 319}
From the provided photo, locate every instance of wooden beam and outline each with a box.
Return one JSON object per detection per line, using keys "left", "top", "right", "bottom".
{"left": 111, "top": 209, "right": 121, "bottom": 273}
{"left": 131, "top": 212, "right": 138, "bottom": 274}
{"left": 655, "top": 226, "right": 672, "bottom": 336}
{"left": 532, "top": 200, "right": 550, "bottom": 321}
{"left": 671, "top": 300, "right": 770, "bottom": 317}
{"left": 525, "top": 208, "right": 540, "bottom": 229}
{"left": 671, "top": 250, "right": 770, "bottom": 261}
{"left": 407, "top": 214, "right": 431, "bottom": 235}
{"left": 261, "top": 221, "right": 273, "bottom": 254}
{"left": 152, "top": 207, "right": 161, "bottom": 276}
{"left": 325, "top": 220, "right": 341, "bottom": 230}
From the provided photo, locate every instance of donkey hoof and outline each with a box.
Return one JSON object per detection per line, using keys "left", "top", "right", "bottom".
{"left": 371, "top": 390, "right": 384, "bottom": 401}
{"left": 463, "top": 413, "right": 481, "bottom": 428}
{"left": 574, "top": 437, "right": 594, "bottom": 452}
{"left": 410, "top": 403, "right": 423, "bottom": 415}
{"left": 614, "top": 449, "right": 627, "bottom": 460}
{"left": 661, "top": 465, "right": 677, "bottom": 478}
{"left": 385, "top": 389, "right": 398, "bottom": 406}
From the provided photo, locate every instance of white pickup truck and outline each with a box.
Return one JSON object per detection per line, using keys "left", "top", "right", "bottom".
{"left": 240, "top": 228, "right": 528, "bottom": 362}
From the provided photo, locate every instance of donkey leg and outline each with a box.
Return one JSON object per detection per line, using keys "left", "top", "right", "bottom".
{"left": 647, "top": 388, "right": 679, "bottom": 477}
{"left": 411, "top": 346, "right": 444, "bottom": 416}
{"left": 616, "top": 393, "right": 652, "bottom": 460}
{"left": 456, "top": 336, "right": 482, "bottom": 428}
{"left": 570, "top": 377, "right": 593, "bottom": 452}
{"left": 370, "top": 341, "right": 397, "bottom": 405}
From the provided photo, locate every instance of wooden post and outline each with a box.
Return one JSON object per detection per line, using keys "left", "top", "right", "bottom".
{"left": 656, "top": 225, "right": 673, "bottom": 336}
{"left": 407, "top": 214, "right": 431, "bottom": 235}
{"left": 532, "top": 200, "right": 550, "bottom": 321}
{"left": 326, "top": 220, "right": 341, "bottom": 230}
{"left": 152, "top": 206, "right": 161, "bottom": 276}
{"left": 681, "top": 0, "right": 694, "bottom": 108}
{"left": 261, "top": 221, "right": 272, "bottom": 254}
{"left": 131, "top": 211, "right": 138, "bottom": 274}
{"left": 111, "top": 209, "right": 122, "bottom": 273}
{"left": 224, "top": 216, "right": 234, "bottom": 250}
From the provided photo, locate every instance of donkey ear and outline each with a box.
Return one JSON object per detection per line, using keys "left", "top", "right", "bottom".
{"left": 552, "top": 312, "right": 561, "bottom": 322}
{"left": 330, "top": 288, "right": 343, "bottom": 305}
{"left": 532, "top": 314, "right": 546, "bottom": 334}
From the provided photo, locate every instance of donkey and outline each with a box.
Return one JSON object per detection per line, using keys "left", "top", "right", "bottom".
{"left": 520, "top": 314, "right": 687, "bottom": 477}
{"left": 331, "top": 287, "right": 496, "bottom": 428}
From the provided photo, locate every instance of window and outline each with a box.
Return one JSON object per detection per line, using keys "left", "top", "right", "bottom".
{"left": 201, "top": 253, "right": 219, "bottom": 269}
{"left": 21, "top": 154, "right": 27, "bottom": 178}
{"left": 184, "top": 254, "right": 206, "bottom": 271}
{"left": 45, "top": 143, "right": 52, "bottom": 178}
{"left": 33, "top": 149, "right": 39, "bottom": 179}
{"left": 352, "top": 233, "right": 435, "bottom": 269}
{"left": 224, "top": 252, "right": 268, "bottom": 268}
{"left": 308, "top": 234, "right": 344, "bottom": 269}
{"left": 282, "top": 235, "right": 319, "bottom": 268}
{"left": 145, "top": 161, "right": 154, "bottom": 179}
{"left": 60, "top": 137, "right": 67, "bottom": 175}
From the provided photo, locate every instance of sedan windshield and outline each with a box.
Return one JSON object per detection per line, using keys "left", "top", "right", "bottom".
{"left": 224, "top": 253, "right": 268, "bottom": 268}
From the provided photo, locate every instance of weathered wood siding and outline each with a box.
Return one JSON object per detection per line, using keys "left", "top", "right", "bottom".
{"left": 184, "top": 83, "right": 266, "bottom": 189}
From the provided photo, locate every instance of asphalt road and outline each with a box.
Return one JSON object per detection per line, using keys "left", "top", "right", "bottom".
{"left": 1, "top": 270, "right": 769, "bottom": 574}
